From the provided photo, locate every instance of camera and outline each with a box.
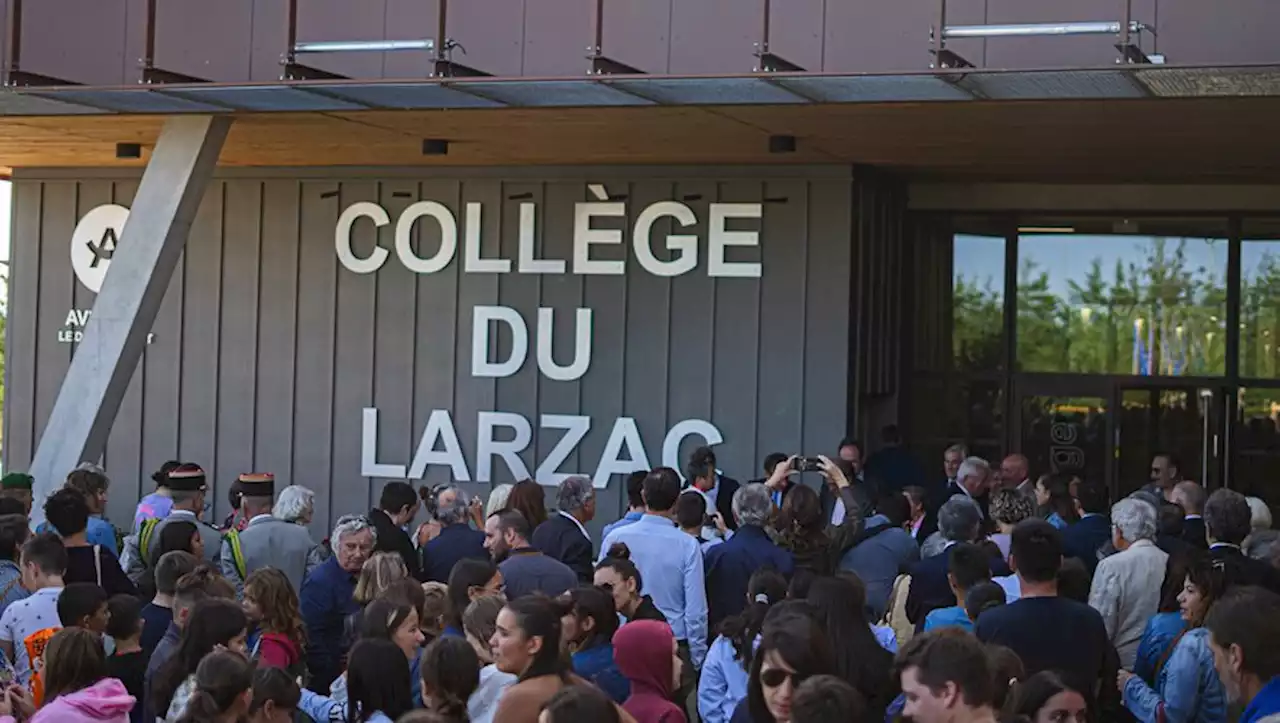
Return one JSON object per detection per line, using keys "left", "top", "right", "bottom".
{"left": 793, "top": 456, "right": 823, "bottom": 473}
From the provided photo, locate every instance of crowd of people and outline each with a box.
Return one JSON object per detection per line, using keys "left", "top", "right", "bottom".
{"left": 0, "top": 429, "right": 1277, "bottom": 723}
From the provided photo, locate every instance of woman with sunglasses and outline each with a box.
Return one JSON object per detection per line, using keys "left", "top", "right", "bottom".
{"left": 731, "top": 606, "right": 835, "bottom": 723}
{"left": 1118, "top": 557, "right": 1228, "bottom": 723}
{"left": 594, "top": 544, "right": 666, "bottom": 623}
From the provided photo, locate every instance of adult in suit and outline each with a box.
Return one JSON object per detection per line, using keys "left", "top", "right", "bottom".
{"left": 862, "top": 425, "right": 926, "bottom": 494}
{"left": 1170, "top": 480, "right": 1209, "bottom": 549}
{"left": 820, "top": 438, "right": 874, "bottom": 527}
{"left": 750, "top": 453, "right": 800, "bottom": 511}
{"left": 1204, "top": 488, "right": 1280, "bottom": 593}
{"left": 686, "top": 446, "right": 740, "bottom": 532}
{"left": 368, "top": 481, "right": 422, "bottom": 580}
{"left": 219, "top": 474, "right": 323, "bottom": 594}
{"left": 921, "top": 457, "right": 992, "bottom": 555}
{"left": 916, "top": 444, "right": 969, "bottom": 543}
{"left": 418, "top": 484, "right": 488, "bottom": 584}
{"left": 1061, "top": 480, "right": 1112, "bottom": 576}
{"left": 906, "top": 495, "right": 1010, "bottom": 630}
{"left": 704, "top": 483, "right": 794, "bottom": 633}
{"left": 532, "top": 475, "right": 596, "bottom": 582}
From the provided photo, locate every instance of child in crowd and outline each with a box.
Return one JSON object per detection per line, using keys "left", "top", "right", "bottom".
{"left": 105, "top": 595, "right": 147, "bottom": 723}
{"left": 56, "top": 583, "right": 110, "bottom": 635}
{"left": 247, "top": 666, "right": 301, "bottom": 723}
{"left": 964, "top": 582, "right": 1007, "bottom": 626}
{"left": 243, "top": 568, "right": 306, "bottom": 676}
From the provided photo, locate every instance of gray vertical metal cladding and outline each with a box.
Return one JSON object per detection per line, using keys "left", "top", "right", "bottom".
{"left": 4, "top": 170, "right": 854, "bottom": 543}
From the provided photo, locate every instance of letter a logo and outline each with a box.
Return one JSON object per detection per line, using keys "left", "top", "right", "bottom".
{"left": 70, "top": 204, "right": 130, "bottom": 293}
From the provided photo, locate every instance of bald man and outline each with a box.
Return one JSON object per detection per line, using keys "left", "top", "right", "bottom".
{"left": 1171, "top": 480, "right": 1209, "bottom": 549}
{"left": 999, "top": 454, "right": 1031, "bottom": 493}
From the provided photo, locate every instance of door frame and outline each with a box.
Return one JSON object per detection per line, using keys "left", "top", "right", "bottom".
{"left": 1012, "top": 373, "right": 1230, "bottom": 499}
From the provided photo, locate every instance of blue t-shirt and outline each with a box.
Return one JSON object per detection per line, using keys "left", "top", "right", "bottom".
{"left": 923, "top": 605, "right": 974, "bottom": 633}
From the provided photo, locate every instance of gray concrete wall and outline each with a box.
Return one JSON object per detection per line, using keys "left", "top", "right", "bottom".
{"left": 3, "top": 167, "right": 855, "bottom": 543}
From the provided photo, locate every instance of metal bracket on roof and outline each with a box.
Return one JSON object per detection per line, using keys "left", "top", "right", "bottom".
{"left": 754, "top": 0, "right": 806, "bottom": 73}
{"left": 5, "top": 0, "right": 77, "bottom": 86}
{"left": 929, "top": 0, "right": 1156, "bottom": 69}
{"left": 586, "top": 0, "right": 646, "bottom": 75}
{"left": 139, "top": 0, "right": 210, "bottom": 84}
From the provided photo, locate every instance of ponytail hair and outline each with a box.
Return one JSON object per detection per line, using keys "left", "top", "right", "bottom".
{"left": 504, "top": 595, "right": 573, "bottom": 682}
{"left": 420, "top": 636, "right": 481, "bottom": 719}
{"left": 719, "top": 568, "right": 787, "bottom": 666}
{"left": 175, "top": 650, "right": 254, "bottom": 723}
{"left": 596, "top": 542, "right": 644, "bottom": 591}
{"left": 249, "top": 666, "right": 300, "bottom": 715}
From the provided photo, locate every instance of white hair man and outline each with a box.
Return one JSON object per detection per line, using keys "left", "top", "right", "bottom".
{"left": 532, "top": 475, "right": 596, "bottom": 582}
{"left": 219, "top": 475, "right": 323, "bottom": 595}
{"left": 274, "top": 485, "right": 315, "bottom": 525}
{"left": 420, "top": 484, "right": 487, "bottom": 584}
{"left": 1088, "top": 498, "right": 1167, "bottom": 668}
{"left": 300, "top": 513, "right": 376, "bottom": 692}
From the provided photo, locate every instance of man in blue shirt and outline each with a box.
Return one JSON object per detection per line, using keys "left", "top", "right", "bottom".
{"left": 600, "top": 467, "right": 708, "bottom": 670}
{"left": 704, "top": 483, "right": 793, "bottom": 633}
{"left": 301, "top": 514, "right": 375, "bottom": 692}
{"left": 601, "top": 471, "right": 648, "bottom": 542}
{"left": 1206, "top": 586, "right": 1280, "bottom": 723}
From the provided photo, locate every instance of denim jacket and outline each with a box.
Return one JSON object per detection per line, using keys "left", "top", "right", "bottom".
{"left": 1134, "top": 612, "right": 1187, "bottom": 685}
{"left": 1123, "top": 627, "right": 1226, "bottom": 723}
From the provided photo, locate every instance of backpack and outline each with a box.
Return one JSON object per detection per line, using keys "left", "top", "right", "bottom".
{"left": 137, "top": 518, "right": 163, "bottom": 563}
{"left": 224, "top": 528, "right": 247, "bottom": 579}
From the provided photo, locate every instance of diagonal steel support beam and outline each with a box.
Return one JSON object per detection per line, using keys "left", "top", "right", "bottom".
{"left": 28, "top": 115, "right": 231, "bottom": 523}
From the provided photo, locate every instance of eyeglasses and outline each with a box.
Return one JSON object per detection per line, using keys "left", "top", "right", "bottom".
{"left": 760, "top": 668, "right": 802, "bottom": 688}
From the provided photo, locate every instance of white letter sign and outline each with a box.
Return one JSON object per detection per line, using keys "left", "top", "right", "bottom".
{"left": 336, "top": 202, "right": 390, "bottom": 274}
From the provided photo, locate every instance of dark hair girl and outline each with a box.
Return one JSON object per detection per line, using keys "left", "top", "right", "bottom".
{"left": 359, "top": 598, "right": 425, "bottom": 661}
{"left": 1012, "top": 671, "right": 1087, "bottom": 723}
{"left": 175, "top": 650, "right": 255, "bottom": 723}
{"left": 419, "top": 636, "right": 481, "bottom": 723}
{"left": 805, "top": 576, "right": 896, "bottom": 719}
{"left": 506, "top": 480, "right": 548, "bottom": 530}
{"left": 1035, "top": 473, "right": 1080, "bottom": 529}
{"left": 721, "top": 568, "right": 788, "bottom": 667}
{"left": 491, "top": 595, "right": 592, "bottom": 723}
{"left": 594, "top": 543, "right": 665, "bottom": 622}
{"left": 562, "top": 586, "right": 628, "bottom": 702}
{"left": 743, "top": 613, "right": 835, "bottom": 723}
{"left": 347, "top": 638, "right": 414, "bottom": 722}
{"left": 775, "top": 468, "right": 862, "bottom": 577}
{"left": 155, "top": 599, "right": 249, "bottom": 719}
{"left": 541, "top": 684, "right": 621, "bottom": 723}
{"left": 248, "top": 666, "right": 301, "bottom": 723}
{"left": 699, "top": 569, "right": 788, "bottom": 723}
{"left": 446, "top": 558, "right": 502, "bottom": 636}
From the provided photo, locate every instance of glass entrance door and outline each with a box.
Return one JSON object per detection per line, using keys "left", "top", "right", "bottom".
{"left": 1115, "top": 384, "right": 1225, "bottom": 496}
{"left": 1014, "top": 378, "right": 1113, "bottom": 493}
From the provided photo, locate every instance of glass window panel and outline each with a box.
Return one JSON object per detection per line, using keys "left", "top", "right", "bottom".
{"left": 908, "top": 376, "right": 1004, "bottom": 465}
{"left": 1235, "top": 387, "right": 1280, "bottom": 510}
{"left": 1015, "top": 219, "right": 1228, "bottom": 376}
{"left": 1240, "top": 221, "right": 1280, "bottom": 380}
{"left": 952, "top": 234, "right": 1005, "bottom": 373}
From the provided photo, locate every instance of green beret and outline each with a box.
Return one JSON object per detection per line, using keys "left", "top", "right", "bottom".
{"left": 0, "top": 473, "right": 33, "bottom": 490}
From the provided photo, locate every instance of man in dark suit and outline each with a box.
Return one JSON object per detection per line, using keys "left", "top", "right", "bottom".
{"left": 419, "top": 485, "right": 487, "bottom": 583}
{"left": 369, "top": 481, "right": 422, "bottom": 580}
{"left": 687, "top": 446, "right": 740, "bottom": 532}
{"left": 906, "top": 495, "right": 1009, "bottom": 630}
{"left": 819, "top": 438, "right": 875, "bottom": 526}
{"left": 532, "top": 475, "right": 596, "bottom": 582}
{"left": 1061, "top": 480, "right": 1111, "bottom": 576}
{"left": 1171, "top": 480, "right": 1209, "bottom": 549}
{"left": 750, "top": 453, "right": 800, "bottom": 510}
{"left": 704, "top": 483, "right": 794, "bottom": 634}
{"left": 1204, "top": 488, "right": 1280, "bottom": 594}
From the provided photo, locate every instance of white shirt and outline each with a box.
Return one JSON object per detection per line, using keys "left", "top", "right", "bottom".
{"left": 558, "top": 510, "right": 590, "bottom": 542}
{"left": 0, "top": 586, "right": 62, "bottom": 685}
{"left": 831, "top": 497, "right": 847, "bottom": 526}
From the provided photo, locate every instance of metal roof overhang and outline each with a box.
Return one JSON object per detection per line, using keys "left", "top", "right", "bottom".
{"left": 2, "top": 64, "right": 1280, "bottom": 116}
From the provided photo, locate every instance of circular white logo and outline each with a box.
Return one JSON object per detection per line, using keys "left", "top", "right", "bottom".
{"left": 70, "top": 204, "right": 130, "bottom": 293}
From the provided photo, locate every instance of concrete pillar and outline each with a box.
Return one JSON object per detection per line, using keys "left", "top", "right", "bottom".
{"left": 28, "top": 115, "right": 231, "bottom": 524}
